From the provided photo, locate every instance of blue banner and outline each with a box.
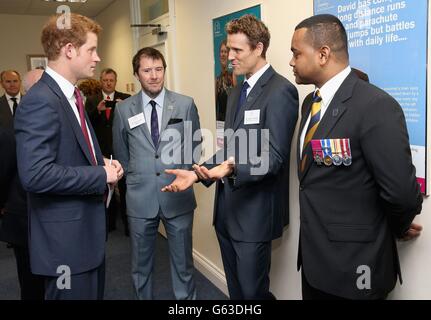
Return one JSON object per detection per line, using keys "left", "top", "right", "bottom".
{"left": 213, "top": 5, "right": 261, "bottom": 148}
{"left": 314, "top": 0, "right": 428, "bottom": 193}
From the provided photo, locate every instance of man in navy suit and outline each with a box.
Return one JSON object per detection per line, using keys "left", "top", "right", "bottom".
{"left": 14, "top": 13, "right": 123, "bottom": 300}
{"left": 162, "top": 14, "right": 298, "bottom": 299}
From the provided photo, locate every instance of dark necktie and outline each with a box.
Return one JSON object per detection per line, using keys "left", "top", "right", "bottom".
{"left": 235, "top": 81, "right": 249, "bottom": 120}
{"left": 300, "top": 90, "right": 322, "bottom": 172}
{"left": 149, "top": 100, "right": 159, "bottom": 149}
{"left": 74, "top": 88, "right": 96, "bottom": 165}
{"left": 10, "top": 97, "right": 18, "bottom": 116}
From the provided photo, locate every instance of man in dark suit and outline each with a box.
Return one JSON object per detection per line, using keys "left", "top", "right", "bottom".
{"left": 85, "top": 68, "right": 130, "bottom": 235}
{"left": 0, "top": 70, "right": 22, "bottom": 128}
{"left": 162, "top": 14, "right": 299, "bottom": 299}
{"left": 0, "top": 69, "right": 45, "bottom": 300}
{"left": 14, "top": 13, "right": 123, "bottom": 300}
{"left": 290, "top": 14, "right": 423, "bottom": 300}
{"left": 0, "top": 126, "right": 14, "bottom": 213}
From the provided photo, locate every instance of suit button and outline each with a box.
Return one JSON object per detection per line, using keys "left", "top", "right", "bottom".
{"left": 156, "top": 173, "right": 160, "bottom": 176}
{"left": 155, "top": 155, "right": 159, "bottom": 159}
{"left": 299, "top": 185, "right": 304, "bottom": 191}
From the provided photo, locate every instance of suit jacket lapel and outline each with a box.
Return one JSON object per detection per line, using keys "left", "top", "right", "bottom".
{"left": 86, "top": 111, "right": 104, "bottom": 164}
{"left": 299, "top": 72, "right": 357, "bottom": 181}
{"left": 160, "top": 89, "right": 175, "bottom": 134}
{"left": 129, "top": 93, "right": 154, "bottom": 148}
{"left": 0, "top": 95, "right": 14, "bottom": 127}
{"left": 232, "top": 66, "right": 275, "bottom": 130}
{"left": 297, "top": 94, "right": 313, "bottom": 179}
{"left": 225, "top": 85, "right": 240, "bottom": 130}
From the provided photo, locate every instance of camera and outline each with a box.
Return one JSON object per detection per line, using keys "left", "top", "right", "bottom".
{"left": 105, "top": 100, "right": 116, "bottom": 109}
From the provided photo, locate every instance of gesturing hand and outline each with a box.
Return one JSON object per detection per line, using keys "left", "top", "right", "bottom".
{"left": 161, "top": 169, "right": 199, "bottom": 192}
{"left": 192, "top": 157, "right": 235, "bottom": 181}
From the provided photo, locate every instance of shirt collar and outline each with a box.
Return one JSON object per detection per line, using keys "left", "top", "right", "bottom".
{"left": 5, "top": 92, "right": 21, "bottom": 101}
{"left": 103, "top": 91, "right": 115, "bottom": 100}
{"left": 244, "top": 63, "right": 270, "bottom": 91}
{"left": 45, "top": 66, "right": 75, "bottom": 100}
{"left": 317, "top": 66, "right": 351, "bottom": 107}
{"left": 141, "top": 88, "right": 165, "bottom": 108}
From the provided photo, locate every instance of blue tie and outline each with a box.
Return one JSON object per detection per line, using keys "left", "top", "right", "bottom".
{"left": 235, "top": 81, "right": 249, "bottom": 120}
{"left": 149, "top": 100, "right": 159, "bottom": 149}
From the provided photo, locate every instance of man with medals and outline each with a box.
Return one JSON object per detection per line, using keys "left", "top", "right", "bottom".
{"left": 290, "top": 14, "right": 423, "bottom": 300}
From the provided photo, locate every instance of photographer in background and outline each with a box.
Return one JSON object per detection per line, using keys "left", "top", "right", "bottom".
{"left": 86, "top": 68, "right": 131, "bottom": 236}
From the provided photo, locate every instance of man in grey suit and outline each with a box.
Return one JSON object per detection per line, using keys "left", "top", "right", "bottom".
{"left": 0, "top": 70, "right": 22, "bottom": 128}
{"left": 162, "top": 15, "right": 299, "bottom": 299}
{"left": 113, "top": 47, "right": 201, "bottom": 300}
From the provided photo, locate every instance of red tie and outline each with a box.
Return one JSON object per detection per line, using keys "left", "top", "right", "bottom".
{"left": 74, "top": 88, "right": 96, "bottom": 165}
{"left": 105, "top": 95, "right": 111, "bottom": 121}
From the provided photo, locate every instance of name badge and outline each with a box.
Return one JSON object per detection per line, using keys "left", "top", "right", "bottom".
{"left": 244, "top": 110, "right": 260, "bottom": 125}
{"left": 128, "top": 113, "right": 145, "bottom": 129}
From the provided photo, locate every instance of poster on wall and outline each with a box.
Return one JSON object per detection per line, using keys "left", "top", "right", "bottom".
{"left": 213, "top": 5, "right": 261, "bottom": 149}
{"left": 314, "top": 0, "right": 428, "bottom": 194}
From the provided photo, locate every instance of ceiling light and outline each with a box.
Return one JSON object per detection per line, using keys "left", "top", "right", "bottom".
{"left": 43, "top": 0, "right": 88, "bottom": 3}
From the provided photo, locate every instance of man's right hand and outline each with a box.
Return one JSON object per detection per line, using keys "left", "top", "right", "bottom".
{"left": 97, "top": 100, "right": 107, "bottom": 113}
{"left": 104, "top": 165, "right": 120, "bottom": 184}
{"left": 161, "top": 169, "right": 199, "bottom": 192}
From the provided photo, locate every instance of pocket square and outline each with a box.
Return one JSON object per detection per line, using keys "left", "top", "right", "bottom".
{"left": 168, "top": 118, "right": 183, "bottom": 125}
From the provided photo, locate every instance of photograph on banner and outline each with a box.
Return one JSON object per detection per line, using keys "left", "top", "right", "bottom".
{"left": 314, "top": 0, "right": 428, "bottom": 194}
{"left": 212, "top": 5, "right": 261, "bottom": 149}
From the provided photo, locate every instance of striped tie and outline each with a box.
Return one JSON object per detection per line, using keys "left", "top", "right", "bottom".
{"left": 301, "top": 90, "right": 322, "bottom": 171}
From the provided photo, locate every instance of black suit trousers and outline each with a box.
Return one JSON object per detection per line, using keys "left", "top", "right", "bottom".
{"left": 215, "top": 207, "right": 275, "bottom": 300}
{"left": 13, "top": 246, "right": 45, "bottom": 300}
{"left": 44, "top": 260, "right": 105, "bottom": 300}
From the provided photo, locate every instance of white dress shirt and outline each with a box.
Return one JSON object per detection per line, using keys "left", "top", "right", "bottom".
{"left": 244, "top": 63, "right": 271, "bottom": 96}
{"left": 6, "top": 92, "right": 21, "bottom": 114}
{"left": 141, "top": 88, "right": 165, "bottom": 134}
{"left": 102, "top": 91, "right": 115, "bottom": 101}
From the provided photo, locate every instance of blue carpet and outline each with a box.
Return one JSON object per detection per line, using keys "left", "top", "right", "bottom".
{"left": 0, "top": 221, "right": 227, "bottom": 300}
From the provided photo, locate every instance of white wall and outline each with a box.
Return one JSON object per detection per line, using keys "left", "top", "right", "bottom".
{"left": 0, "top": 14, "right": 48, "bottom": 95}
{"left": 94, "top": 0, "right": 136, "bottom": 95}
{"left": 174, "top": 0, "right": 431, "bottom": 299}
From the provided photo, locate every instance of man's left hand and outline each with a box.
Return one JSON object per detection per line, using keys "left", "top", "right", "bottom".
{"left": 192, "top": 157, "right": 235, "bottom": 181}
{"left": 400, "top": 222, "right": 423, "bottom": 241}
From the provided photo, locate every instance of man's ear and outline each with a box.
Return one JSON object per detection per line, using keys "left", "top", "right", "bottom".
{"left": 255, "top": 42, "right": 264, "bottom": 57}
{"left": 63, "top": 43, "right": 76, "bottom": 59}
{"left": 318, "top": 45, "right": 330, "bottom": 66}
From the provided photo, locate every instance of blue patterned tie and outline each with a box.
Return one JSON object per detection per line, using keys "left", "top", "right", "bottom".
{"left": 235, "top": 81, "right": 249, "bottom": 120}
{"left": 149, "top": 100, "right": 159, "bottom": 149}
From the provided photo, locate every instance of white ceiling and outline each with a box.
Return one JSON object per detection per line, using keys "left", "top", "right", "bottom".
{"left": 0, "top": 0, "right": 117, "bottom": 18}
